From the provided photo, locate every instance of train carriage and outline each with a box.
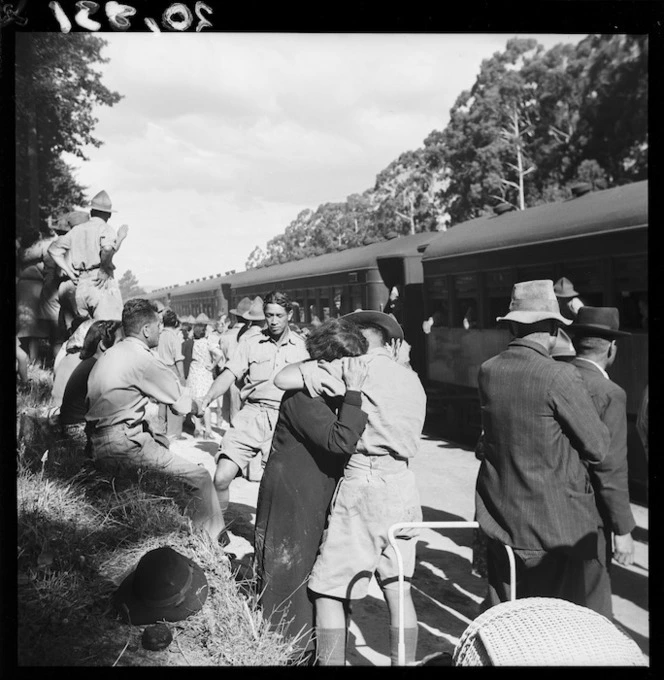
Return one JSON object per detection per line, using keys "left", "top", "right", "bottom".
{"left": 225, "top": 232, "right": 436, "bottom": 375}
{"left": 146, "top": 274, "right": 233, "bottom": 321}
{"left": 421, "top": 180, "right": 648, "bottom": 501}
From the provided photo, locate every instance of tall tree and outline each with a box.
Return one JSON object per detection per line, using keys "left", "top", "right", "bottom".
{"left": 118, "top": 270, "right": 146, "bottom": 302}
{"left": 15, "top": 33, "right": 122, "bottom": 236}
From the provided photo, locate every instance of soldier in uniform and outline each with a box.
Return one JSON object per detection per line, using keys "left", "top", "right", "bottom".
{"left": 199, "top": 291, "right": 309, "bottom": 544}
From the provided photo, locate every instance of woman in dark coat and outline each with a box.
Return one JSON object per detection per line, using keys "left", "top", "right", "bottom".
{"left": 254, "top": 318, "right": 369, "bottom": 663}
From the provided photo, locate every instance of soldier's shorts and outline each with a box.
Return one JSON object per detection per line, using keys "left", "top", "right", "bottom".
{"left": 308, "top": 461, "right": 422, "bottom": 600}
{"left": 215, "top": 402, "right": 279, "bottom": 474}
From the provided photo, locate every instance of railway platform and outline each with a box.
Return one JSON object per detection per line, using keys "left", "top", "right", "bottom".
{"left": 170, "top": 423, "right": 649, "bottom": 666}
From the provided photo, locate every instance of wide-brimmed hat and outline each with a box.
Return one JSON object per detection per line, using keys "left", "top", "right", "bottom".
{"left": 342, "top": 310, "right": 404, "bottom": 341}
{"left": 553, "top": 277, "right": 579, "bottom": 299}
{"left": 229, "top": 297, "right": 252, "bottom": 318}
{"left": 243, "top": 296, "right": 265, "bottom": 321}
{"left": 112, "top": 547, "right": 208, "bottom": 626}
{"left": 551, "top": 328, "right": 576, "bottom": 358}
{"left": 497, "top": 280, "right": 571, "bottom": 326}
{"left": 569, "top": 306, "right": 631, "bottom": 339}
{"left": 89, "top": 190, "right": 117, "bottom": 213}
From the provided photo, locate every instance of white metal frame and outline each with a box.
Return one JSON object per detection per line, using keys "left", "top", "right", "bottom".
{"left": 387, "top": 520, "right": 517, "bottom": 666}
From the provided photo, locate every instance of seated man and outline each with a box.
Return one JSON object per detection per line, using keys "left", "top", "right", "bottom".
{"left": 85, "top": 298, "right": 224, "bottom": 540}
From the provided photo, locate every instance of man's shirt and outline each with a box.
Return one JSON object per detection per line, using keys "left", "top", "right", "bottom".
{"left": 157, "top": 326, "right": 184, "bottom": 367}
{"left": 48, "top": 216, "right": 117, "bottom": 272}
{"left": 225, "top": 328, "right": 309, "bottom": 408}
{"left": 301, "top": 347, "right": 427, "bottom": 459}
{"left": 86, "top": 337, "right": 193, "bottom": 429}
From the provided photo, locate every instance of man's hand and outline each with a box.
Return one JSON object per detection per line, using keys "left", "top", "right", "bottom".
{"left": 117, "top": 224, "right": 129, "bottom": 241}
{"left": 342, "top": 356, "right": 368, "bottom": 392}
{"left": 64, "top": 266, "right": 79, "bottom": 283}
{"left": 199, "top": 395, "right": 211, "bottom": 413}
{"left": 613, "top": 532, "right": 635, "bottom": 566}
{"left": 190, "top": 400, "right": 201, "bottom": 417}
{"left": 94, "top": 269, "right": 112, "bottom": 288}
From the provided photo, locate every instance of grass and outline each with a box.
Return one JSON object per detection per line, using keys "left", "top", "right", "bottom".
{"left": 17, "top": 365, "right": 305, "bottom": 666}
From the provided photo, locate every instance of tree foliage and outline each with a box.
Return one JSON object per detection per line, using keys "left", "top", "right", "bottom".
{"left": 245, "top": 34, "right": 647, "bottom": 267}
{"left": 118, "top": 270, "right": 147, "bottom": 302}
{"left": 15, "top": 33, "right": 122, "bottom": 235}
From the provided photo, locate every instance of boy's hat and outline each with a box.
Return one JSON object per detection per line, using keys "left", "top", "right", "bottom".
{"left": 342, "top": 310, "right": 404, "bottom": 341}
{"left": 497, "top": 280, "right": 571, "bottom": 326}
{"left": 569, "top": 306, "right": 631, "bottom": 339}
{"left": 553, "top": 277, "right": 579, "bottom": 299}
{"left": 113, "top": 546, "right": 208, "bottom": 626}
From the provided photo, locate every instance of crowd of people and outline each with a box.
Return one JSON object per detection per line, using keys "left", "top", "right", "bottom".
{"left": 17, "top": 196, "right": 646, "bottom": 665}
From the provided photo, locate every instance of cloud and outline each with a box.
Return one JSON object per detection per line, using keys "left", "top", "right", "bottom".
{"left": 68, "top": 32, "right": 583, "bottom": 288}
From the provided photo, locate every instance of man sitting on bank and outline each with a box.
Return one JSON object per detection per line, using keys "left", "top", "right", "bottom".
{"left": 85, "top": 298, "right": 224, "bottom": 541}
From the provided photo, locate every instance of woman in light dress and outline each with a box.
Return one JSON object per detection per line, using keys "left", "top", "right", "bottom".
{"left": 186, "top": 323, "right": 222, "bottom": 439}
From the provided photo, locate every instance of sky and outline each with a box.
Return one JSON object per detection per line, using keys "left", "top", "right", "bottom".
{"left": 64, "top": 32, "right": 586, "bottom": 291}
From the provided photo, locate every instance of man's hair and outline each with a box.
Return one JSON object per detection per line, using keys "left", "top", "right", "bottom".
{"left": 90, "top": 208, "right": 110, "bottom": 221}
{"left": 122, "top": 298, "right": 158, "bottom": 337}
{"left": 357, "top": 322, "right": 389, "bottom": 346}
{"left": 508, "top": 320, "right": 560, "bottom": 338}
{"left": 162, "top": 309, "right": 179, "bottom": 328}
{"left": 572, "top": 335, "right": 612, "bottom": 356}
{"left": 306, "top": 318, "right": 368, "bottom": 361}
{"left": 80, "top": 320, "right": 122, "bottom": 360}
{"left": 264, "top": 290, "right": 292, "bottom": 313}
{"left": 193, "top": 323, "right": 207, "bottom": 340}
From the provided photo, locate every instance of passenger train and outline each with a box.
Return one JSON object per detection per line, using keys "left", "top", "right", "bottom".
{"left": 146, "top": 180, "right": 648, "bottom": 500}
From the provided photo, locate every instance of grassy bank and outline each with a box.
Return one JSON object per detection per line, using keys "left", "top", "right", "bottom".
{"left": 16, "top": 366, "right": 301, "bottom": 666}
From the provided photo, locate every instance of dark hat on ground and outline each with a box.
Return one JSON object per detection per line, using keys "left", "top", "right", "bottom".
{"left": 342, "top": 310, "right": 404, "bottom": 341}
{"left": 497, "top": 280, "right": 571, "bottom": 326}
{"left": 113, "top": 546, "right": 208, "bottom": 626}
{"left": 569, "top": 306, "right": 631, "bottom": 339}
{"left": 243, "top": 296, "right": 265, "bottom": 321}
{"left": 553, "top": 277, "right": 579, "bottom": 299}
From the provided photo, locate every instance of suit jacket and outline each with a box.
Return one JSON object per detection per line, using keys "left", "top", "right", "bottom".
{"left": 475, "top": 338, "right": 610, "bottom": 559}
{"left": 571, "top": 358, "right": 636, "bottom": 536}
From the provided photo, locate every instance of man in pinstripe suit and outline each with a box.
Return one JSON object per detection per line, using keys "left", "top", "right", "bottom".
{"left": 475, "top": 280, "right": 613, "bottom": 617}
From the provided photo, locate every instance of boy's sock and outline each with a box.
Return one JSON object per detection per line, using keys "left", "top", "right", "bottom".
{"left": 315, "top": 628, "right": 346, "bottom": 666}
{"left": 389, "top": 626, "right": 418, "bottom": 666}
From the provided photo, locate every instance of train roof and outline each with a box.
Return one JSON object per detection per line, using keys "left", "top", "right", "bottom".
{"left": 147, "top": 275, "right": 233, "bottom": 298}
{"left": 422, "top": 180, "right": 648, "bottom": 262}
{"left": 228, "top": 231, "right": 436, "bottom": 288}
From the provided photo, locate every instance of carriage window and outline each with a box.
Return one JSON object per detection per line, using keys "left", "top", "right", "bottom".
{"left": 559, "top": 262, "right": 604, "bottom": 307}
{"left": 613, "top": 255, "right": 648, "bottom": 331}
{"left": 453, "top": 274, "right": 478, "bottom": 328}
{"left": 350, "top": 285, "right": 363, "bottom": 312}
{"left": 332, "top": 287, "right": 343, "bottom": 318}
{"left": 486, "top": 270, "right": 514, "bottom": 327}
{"left": 290, "top": 301, "right": 302, "bottom": 324}
{"left": 425, "top": 276, "right": 449, "bottom": 327}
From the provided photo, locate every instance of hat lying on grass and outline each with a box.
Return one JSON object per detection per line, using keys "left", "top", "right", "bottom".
{"left": 113, "top": 546, "right": 208, "bottom": 625}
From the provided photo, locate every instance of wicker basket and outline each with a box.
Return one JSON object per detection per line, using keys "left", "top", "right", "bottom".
{"left": 453, "top": 597, "right": 647, "bottom": 666}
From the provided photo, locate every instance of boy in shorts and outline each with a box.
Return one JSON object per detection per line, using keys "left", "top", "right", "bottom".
{"left": 275, "top": 310, "right": 426, "bottom": 666}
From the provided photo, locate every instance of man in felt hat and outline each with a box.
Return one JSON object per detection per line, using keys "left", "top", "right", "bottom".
{"left": 49, "top": 190, "right": 128, "bottom": 329}
{"left": 569, "top": 307, "right": 636, "bottom": 608}
{"left": 273, "top": 310, "right": 426, "bottom": 666}
{"left": 86, "top": 298, "right": 225, "bottom": 541}
{"left": 200, "top": 291, "right": 308, "bottom": 543}
{"left": 474, "top": 280, "right": 613, "bottom": 617}
{"left": 554, "top": 276, "right": 585, "bottom": 321}
{"left": 217, "top": 296, "right": 266, "bottom": 428}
